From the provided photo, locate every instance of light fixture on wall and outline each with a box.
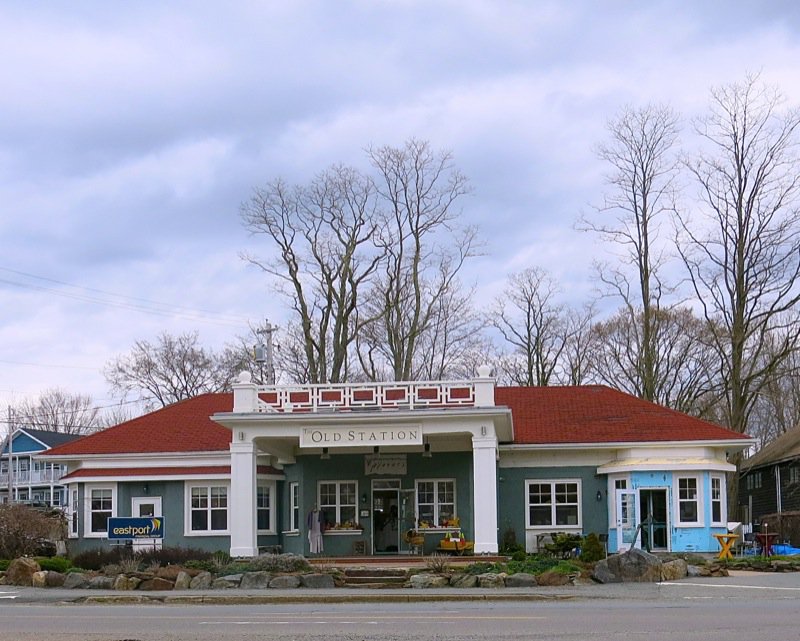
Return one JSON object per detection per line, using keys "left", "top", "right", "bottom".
{"left": 596, "top": 490, "right": 603, "bottom": 502}
{"left": 321, "top": 447, "right": 330, "bottom": 460}
{"left": 361, "top": 493, "right": 368, "bottom": 504}
{"left": 423, "top": 442, "right": 432, "bottom": 458}
{"left": 373, "top": 445, "right": 380, "bottom": 456}
{"left": 143, "top": 483, "right": 149, "bottom": 495}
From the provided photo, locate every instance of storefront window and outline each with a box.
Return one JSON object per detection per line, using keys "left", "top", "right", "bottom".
{"left": 526, "top": 480, "right": 581, "bottom": 528}
{"left": 319, "top": 481, "right": 358, "bottom": 528}
{"left": 189, "top": 485, "right": 228, "bottom": 533}
{"left": 677, "top": 476, "right": 700, "bottom": 525}
{"left": 416, "top": 479, "right": 456, "bottom": 527}
{"left": 89, "top": 488, "right": 113, "bottom": 533}
{"left": 257, "top": 484, "right": 273, "bottom": 532}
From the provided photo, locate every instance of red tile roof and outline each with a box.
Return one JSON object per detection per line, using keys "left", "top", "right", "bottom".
{"left": 496, "top": 385, "right": 749, "bottom": 444}
{"left": 61, "top": 465, "right": 282, "bottom": 480}
{"left": 42, "top": 386, "right": 748, "bottom": 457}
{"left": 43, "top": 394, "right": 234, "bottom": 456}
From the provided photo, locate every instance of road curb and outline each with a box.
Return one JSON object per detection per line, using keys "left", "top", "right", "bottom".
{"left": 76, "top": 592, "right": 575, "bottom": 605}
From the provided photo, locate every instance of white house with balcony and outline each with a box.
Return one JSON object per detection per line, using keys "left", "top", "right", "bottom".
{"left": 43, "top": 369, "right": 752, "bottom": 557}
{"left": 1, "top": 428, "right": 78, "bottom": 507}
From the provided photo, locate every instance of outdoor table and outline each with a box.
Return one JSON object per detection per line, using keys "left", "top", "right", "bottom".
{"left": 755, "top": 532, "right": 779, "bottom": 557}
{"left": 712, "top": 533, "right": 739, "bottom": 560}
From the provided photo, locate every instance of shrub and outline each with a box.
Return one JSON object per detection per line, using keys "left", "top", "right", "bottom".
{"left": 244, "top": 553, "right": 311, "bottom": 573}
{"left": 500, "top": 527, "right": 524, "bottom": 555}
{"left": 0, "top": 504, "right": 66, "bottom": 559}
{"left": 464, "top": 561, "right": 500, "bottom": 575}
{"left": 543, "top": 533, "right": 583, "bottom": 559}
{"left": 184, "top": 559, "right": 215, "bottom": 573}
{"left": 505, "top": 555, "right": 560, "bottom": 576}
{"left": 511, "top": 550, "right": 527, "bottom": 562}
{"left": 36, "top": 556, "right": 73, "bottom": 573}
{"left": 424, "top": 552, "right": 451, "bottom": 574}
{"left": 0, "top": 560, "right": 9, "bottom": 571}
{"left": 135, "top": 546, "right": 213, "bottom": 568}
{"left": 579, "top": 533, "right": 605, "bottom": 563}
{"left": 71, "top": 547, "right": 123, "bottom": 571}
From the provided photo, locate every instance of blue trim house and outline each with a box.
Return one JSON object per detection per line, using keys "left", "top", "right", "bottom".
{"left": 42, "top": 369, "right": 752, "bottom": 556}
{"left": 1, "top": 428, "right": 79, "bottom": 507}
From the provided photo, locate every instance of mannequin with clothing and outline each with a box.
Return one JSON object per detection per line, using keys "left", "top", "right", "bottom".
{"left": 307, "top": 506, "right": 325, "bottom": 554}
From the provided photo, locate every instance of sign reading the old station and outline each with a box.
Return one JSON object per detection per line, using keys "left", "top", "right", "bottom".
{"left": 300, "top": 425, "right": 422, "bottom": 448}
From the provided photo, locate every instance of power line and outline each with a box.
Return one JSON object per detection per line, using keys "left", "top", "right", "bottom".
{"left": 0, "top": 267, "right": 253, "bottom": 329}
{"left": 0, "top": 359, "right": 97, "bottom": 371}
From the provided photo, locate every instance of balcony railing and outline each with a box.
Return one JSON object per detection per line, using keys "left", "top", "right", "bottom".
{"left": 232, "top": 367, "right": 496, "bottom": 414}
{"left": 254, "top": 381, "right": 477, "bottom": 413}
{"left": 0, "top": 469, "right": 66, "bottom": 486}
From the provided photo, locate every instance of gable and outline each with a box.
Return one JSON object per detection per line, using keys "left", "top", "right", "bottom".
{"left": 2, "top": 431, "right": 48, "bottom": 454}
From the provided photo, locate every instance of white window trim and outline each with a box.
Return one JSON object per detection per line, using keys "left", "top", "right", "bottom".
{"left": 68, "top": 486, "right": 79, "bottom": 539}
{"left": 710, "top": 474, "right": 726, "bottom": 527}
{"left": 83, "top": 483, "right": 117, "bottom": 539}
{"left": 415, "top": 478, "right": 457, "bottom": 528}
{"left": 318, "top": 480, "right": 359, "bottom": 527}
{"left": 673, "top": 473, "right": 703, "bottom": 527}
{"left": 525, "top": 479, "right": 583, "bottom": 530}
{"left": 184, "top": 481, "right": 230, "bottom": 537}
{"left": 608, "top": 475, "right": 629, "bottom": 529}
{"left": 288, "top": 482, "right": 300, "bottom": 532}
{"left": 257, "top": 481, "right": 277, "bottom": 535}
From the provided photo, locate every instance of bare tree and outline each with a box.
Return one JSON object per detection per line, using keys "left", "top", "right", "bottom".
{"left": 104, "top": 331, "right": 240, "bottom": 408}
{"left": 241, "top": 166, "right": 385, "bottom": 383}
{"left": 560, "top": 303, "right": 597, "bottom": 386}
{"left": 678, "top": 74, "right": 800, "bottom": 438}
{"left": 581, "top": 104, "right": 680, "bottom": 401}
{"left": 491, "top": 268, "right": 569, "bottom": 386}
{"left": 8, "top": 388, "right": 102, "bottom": 435}
{"left": 362, "top": 139, "right": 478, "bottom": 381}
{"left": 590, "top": 306, "right": 719, "bottom": 415}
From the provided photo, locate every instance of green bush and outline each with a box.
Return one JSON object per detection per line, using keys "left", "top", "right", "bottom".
{"left": 36, "top": 557, "right": 73, "bottom": 573}
{"left": 579, "top": 533, "right": 605, "bottom": 563}
{"left": 464, "top": 561, "right": 501, "bottom": 575}
{"left": 511, "top": 550, "right": 527, "bottom": 562}
{"left": 543, "top": 533, "right": 583, "bottom": 559}
{"left": 505, "top": 555, "right": 560, "bottom": 575}
{"left": 244, "top": 553, "right": 311, "bottom": 573}
{"left": 0, "top": 560, "right": 9, "bottom": 571}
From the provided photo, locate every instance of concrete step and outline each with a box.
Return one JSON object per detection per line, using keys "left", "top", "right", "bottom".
{"left": 344, "top": 568, "right": 408, "bottom": 578}
{"left": 344, "top": 575, "right": 407, "bottom": 585}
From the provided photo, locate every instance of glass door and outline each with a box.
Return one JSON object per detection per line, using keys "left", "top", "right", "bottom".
{"left": 639, "top": 489, "right": 669, "bottom": 551}
{"left": 131, "top": 496, "right": 163, "bottom": 551}
{"left": 372, "top": 480, "right": 401, "bottom": 554}
{"left": 616, "top": 490, "right": 639, "bottom": 550}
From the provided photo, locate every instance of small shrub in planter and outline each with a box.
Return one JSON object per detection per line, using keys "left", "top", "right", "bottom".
{"left": 135, "top": 546, "right": 213, "bottom": 568}
{"left": 511, "top": 550, "right": 527, "bottom": 562}
{"left": 579, "top": 533, "right": 605, "bottom": 564}
{"left": 36, "top": 557, "right": 72, "bottom": 573}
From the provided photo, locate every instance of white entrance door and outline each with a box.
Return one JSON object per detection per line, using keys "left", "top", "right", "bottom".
{"left": 616, "top": 490, "right": 640, "bottom": 551}
{"left": 131, "top": 496, "right": 163, "bottom": 551}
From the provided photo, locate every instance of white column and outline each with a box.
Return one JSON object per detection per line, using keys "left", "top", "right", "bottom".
{"left": 472, "top": 434, "right": 499, "bottom": 554}
{"left": 474, "top": 365, "right": 496, "bottom": 407}
{"left": 232, "top": 371, "right": 258, "bottom": 413}
{"left": 229, "top": 440, "right": 258, "bottom": 557}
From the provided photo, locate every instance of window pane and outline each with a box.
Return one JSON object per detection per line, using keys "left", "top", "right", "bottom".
{"left": 340, "top": 483, "right": 356, "bottom": 506}
{"left": 191, "top": 510, "right": 208, "bottom": 531}
{"left": 556, "top": 505, "right": 579, "bottom": 526}
{"left": 91, "top": 511, "right": 109, "bottom": 533}
{"left": 257, "top": 509, "right": 270, "bottom": 531}
{"left": 530, "top": 506, "right": 552, "bottom": 526}
{"left": 679, "top": 502, "right": 697, "bottom": 522}
{"left": 340, "top": 506, "right": 356, "bottom": 524}
{"left": 418, "top": 505, "right": 435, "bottom": 524}
{"left": 418, "top": 482, "right": 434, "bottom": 504}
{"left": 321, "top": 507, "right": 336, "bottom": 526}
{"left": 211, "top": 487, "right": 227, "bottom": 508}
{"left": 257, "top": 487, "right": 270, "bottom": 508}
{"left": 712, "top": 502, "right": 721, "bottom": 523}
{"left": 210, "top": 508, "right": 227, "bottom": 531}
{"left": 192, "top": 487, "right": 207, "bottom": 509}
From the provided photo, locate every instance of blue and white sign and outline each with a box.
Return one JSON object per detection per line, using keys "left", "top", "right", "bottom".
{"left": 107, "top": 517, "right": 165, "bottom": 539}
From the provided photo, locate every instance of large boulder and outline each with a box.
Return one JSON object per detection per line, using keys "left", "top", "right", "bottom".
{"left": 212, "top": 575, "right": 241, "bottom": 589}
{"left": 409, "top": 574, "right": 449, "bottom": 589}
{"left": 173, "top": 571, "right": 192, "bottom": 590}
{"left": 240, "top": 571, "right": 272, "bottom": 589}
{"left": 269, "top": 575, "right": 301, "bottom": 589}
{"left": 189, "top": 571, "right": 213, "bottom": 589}
{"left": 113, "top": 575, "right": 141, "bottom": 591}
{"left": 300, "top": 573, "right": 335, "bottom": 589}
{"left": 449, "top": 573, "right": 478, "bottom": 588}
{"left": 45, "top": 571, "right": 66, "bottom": 587}
{"left": 6, "top": 558, "right": 41, "bottom": 586}
{"left": 477, "top": 573, "right": 506, "bottom": 588}
{"left": 535, "top": 570, "right": 571, "bottom": 586}
{"left": 63, "top": 572, "right": 89, "bottom": 589}
{"left": 138, "top": 577, "right": 175, "bottom": 591}
{"left": 505, "top": 573, "right": 538, "bottom": 588}
{"left": 661, "top": 559, "right": 688, "bottom": 581}
{"left": 88, "top": 575, "right": 115, "bottom": 590}
{"left": 31, "top": 571, "right": 47, "bottom": 588}
{"left": 593, "top": 548, "right": 662, "bottom": 583}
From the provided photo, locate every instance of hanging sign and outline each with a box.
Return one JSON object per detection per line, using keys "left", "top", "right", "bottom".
{"left": 365, "top": 454, "right": 407, "bottom": 476}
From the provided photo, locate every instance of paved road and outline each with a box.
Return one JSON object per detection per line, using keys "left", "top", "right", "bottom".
{"left": 0, "top": 572, "right": 797, "bottom": 641}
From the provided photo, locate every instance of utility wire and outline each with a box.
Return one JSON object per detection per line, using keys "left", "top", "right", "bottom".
{"left": 0, "top": 267, "right": 253, "bottom": 329}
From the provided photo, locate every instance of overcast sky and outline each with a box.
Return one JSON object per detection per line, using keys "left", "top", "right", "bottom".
{"left": 2, "top": 0, "right": 800, "bottom": 415}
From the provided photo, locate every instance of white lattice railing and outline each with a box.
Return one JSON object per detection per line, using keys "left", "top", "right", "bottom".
{"left": 252, "top": 381, "right": 477, "bottom": 413}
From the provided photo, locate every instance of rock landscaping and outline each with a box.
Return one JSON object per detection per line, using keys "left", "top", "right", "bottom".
{"left": 1, "top": 549, "right": 788, "bottom": 592}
